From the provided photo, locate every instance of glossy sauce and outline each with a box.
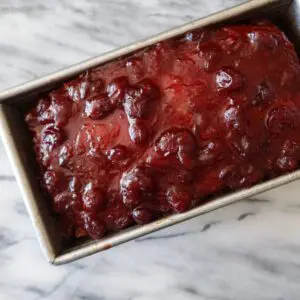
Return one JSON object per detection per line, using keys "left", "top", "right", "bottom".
{"left": 25, "top": 21, "right": 300, "bottom": 239}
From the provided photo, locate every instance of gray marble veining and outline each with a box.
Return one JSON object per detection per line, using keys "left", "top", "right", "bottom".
{"left": 1, "top": 0, "right": 300, "bottom": 299}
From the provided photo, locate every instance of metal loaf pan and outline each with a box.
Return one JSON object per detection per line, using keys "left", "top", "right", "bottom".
{"left": 0, "top": 0, "right": 299, "bottom": 265}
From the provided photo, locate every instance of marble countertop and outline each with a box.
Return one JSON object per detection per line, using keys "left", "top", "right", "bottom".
{"left": 1, "top": 0, "right": 300, "bottom": 299}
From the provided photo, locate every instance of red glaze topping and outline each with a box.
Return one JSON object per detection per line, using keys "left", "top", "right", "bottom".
{"left": 25, "top": 21, "right": 300, "bottom": 240}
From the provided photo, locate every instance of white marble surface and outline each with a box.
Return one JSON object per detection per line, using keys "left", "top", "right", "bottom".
{"left": 1, "top": 0, "right": 300, "bottom": 299}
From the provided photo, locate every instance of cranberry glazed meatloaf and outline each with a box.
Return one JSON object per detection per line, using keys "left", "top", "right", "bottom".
{"left": 25, "top": 21, "right": 300, "bottom": 239}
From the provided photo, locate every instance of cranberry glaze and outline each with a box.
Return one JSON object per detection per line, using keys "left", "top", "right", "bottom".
{"left": 25, "top": 21, "right": 300, "bottom": 239}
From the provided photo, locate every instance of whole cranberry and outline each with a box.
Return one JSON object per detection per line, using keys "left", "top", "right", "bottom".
{"left": 81, "top": 212, "right": 106, "bottom": 240}
{"left": 124, "top": 87, "right": 147, "bottom": 119}
{"left": 84, "top": 94, "right": 115, "bottom": 119}
{"left": 218, "top": 165, "right": 240, "bottom": 188}
{"left": 120, "top": 167, "right": 154, "bottom": 209}
{"left": 41, "top": 125, "right": 65, "bottom": 150}
{"left": 107, "top": 76, "right": 130, "bottom": 107}
{"left": 43, "top": 171, "right": 57, "bottom": 190}
{"left": 275, "top": 139, "right": 300, "bottom": 173}
{"left": 26, "top": 99, "right": 52, "bottom": 127}
{"left": 222, "top": 105, "right": 246, "bottom": 131}
{"left": 69, "top": 176, "right": 82, "bottom": 194}
{"left": 129, "top": 120, "right": 148, "bottom": 145}
{"left": 276, "top": 156, "right": 298, "bottom": 173}
{"left": 38, "top": 127, "right": 64, "bottom": 166}
{"left": 124, "top": 79, "right": 160, "bottom": 119}
{"left": 223, "top": 105, "right": 267, "bottom": 158}
{"left": 219, "top": 164, "right": 262, "bottom": 189}
{"left": 28, "top": 98, "right": 55, "bottom": 127}
{"left": 132, "top": 207, "right": 153, "bottom": 225}
{"left": 59, "top": 143, "right": 73, "bottom": 167}
{"left": 43, "top": 170, "right": 66, "bottom": 195}
{"left": 155, "top": 128, "right": 197, "bottom": 169}
{"left": 241, "top": 164, "right": 263, "bottom": 187}
{"left": 281, "top": 139, "right": 300, "bottom": 157}
{"left": 82, "top": 183, "right": 106, "bottom": 213}
{"left": 53, "top": 191, "right": 73, "bottom": 213}
{"left": 252, "top": 82, "right": 275, "bottom": 106}
{"left": 104, "top": 192, "right": 133, "bottom": 230}
{"left": 215, "top": 67, "right": 244, "bottom": 91}
{"left": 266, "top": 106, "right": 298, "bottom": 135}
{"left": 75, "top": 70, "right": 104, "bottom": 98}
{"left": 64, "top": 75, "right": 90, "bottom": 102}
{"left": 166, "top": 185, "right": 192, "bottom": 213}
{"left": 50, "top": 92, "right": 73, "bottom": 127}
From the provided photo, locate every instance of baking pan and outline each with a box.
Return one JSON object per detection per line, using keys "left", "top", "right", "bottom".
{"left": 0, "top": 0, "right": 299, "bottom": 265}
